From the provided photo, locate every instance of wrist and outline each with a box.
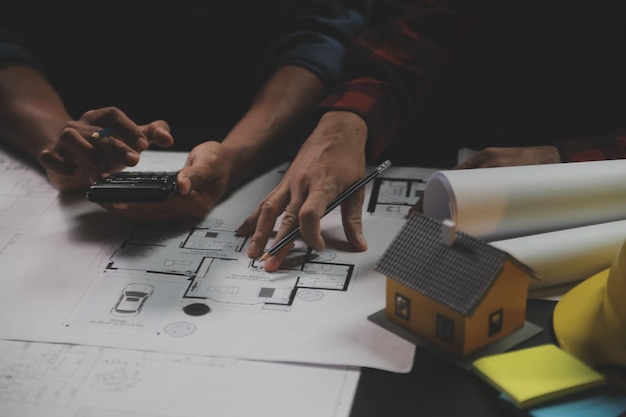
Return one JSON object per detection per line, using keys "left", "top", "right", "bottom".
{"left": 313, "top": 111, "right": 368, "bottom": 150}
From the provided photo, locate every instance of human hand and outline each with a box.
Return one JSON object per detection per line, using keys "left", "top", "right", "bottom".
{"left": 38, "top": 107, "right": 174, "bottom": 192}
{"left": 100, "top": 140, "right": 234, "bottom": 222}
{"left": 452, "top": 146, "right": 561, "bottom": 169}
{"left": 236, "top": 111, "right": 369, "bottom": 272}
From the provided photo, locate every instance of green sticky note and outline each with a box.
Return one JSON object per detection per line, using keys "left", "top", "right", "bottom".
{"left": 472, "top": 344, "right": 606, "bottom": 409}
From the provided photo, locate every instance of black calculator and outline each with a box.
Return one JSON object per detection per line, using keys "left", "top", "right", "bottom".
{"left": 86, "top": 171, "right": 179, "bottom": 203}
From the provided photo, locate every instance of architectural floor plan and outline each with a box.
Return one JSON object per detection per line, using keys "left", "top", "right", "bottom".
{"left": 0, "top": 339, "right": 359, "bottom": 417}
{"left": 65, "top": 166, "right": 434, "bottom": 337}
{"left": 0, "top": 150, "right": 433, "bottom": 372}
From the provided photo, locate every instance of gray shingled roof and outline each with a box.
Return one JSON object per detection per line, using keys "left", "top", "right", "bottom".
{"left": 375, "top": 213, "right": 512, "bottom": 317}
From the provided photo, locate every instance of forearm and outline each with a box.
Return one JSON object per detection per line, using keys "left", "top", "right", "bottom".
{"left": 221, "top": 65, "right": 327, "bottom": 183}
{"left": 0, "top": 63, "right": 71, "bottom": 159}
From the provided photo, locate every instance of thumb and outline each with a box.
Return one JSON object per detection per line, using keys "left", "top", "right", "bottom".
{"left": 176, "top": 154, "right": 210, "bottom": 195}
{"left": 176, "top": 170, "right": 193, "bottom": 195}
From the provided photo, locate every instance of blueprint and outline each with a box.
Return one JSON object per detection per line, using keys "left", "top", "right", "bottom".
{"left": 0, "top": 148, "right": 434, "bottom": 373}
{"left": 0, "top": 339, "right": 359, "bottom": 417}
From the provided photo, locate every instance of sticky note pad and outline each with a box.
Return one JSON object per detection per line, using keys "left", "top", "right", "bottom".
{"left": 472, "top": 344, "right": 606, "bottom": 409}
{"left": 527, "top": 392, "right": 626, "bottom": 417}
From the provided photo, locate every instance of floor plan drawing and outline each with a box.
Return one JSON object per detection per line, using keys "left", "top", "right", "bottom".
{"left": 370, "top": 175, "right": 429, "bottom": 217}
{"left": 65, "top": 164, "right": 438, "bottom": 337}
{"left": 0, "top": 150, "right": 432, "bottom": 372}
{"left": 0, "top": 339, "right": 359, "bottom": 417}
{"left": 65, "top": 216, "right": 355, "bottom": 336}
{"left": 66, "top": 166, "right": 436, "bottom": 336}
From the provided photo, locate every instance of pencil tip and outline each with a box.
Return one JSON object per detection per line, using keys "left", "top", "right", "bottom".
{"left": 258, "top": 252, "right": 270, "bottom": 262}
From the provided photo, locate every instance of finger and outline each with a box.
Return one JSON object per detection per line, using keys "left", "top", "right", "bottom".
{"left": 175, "top": 170, "right": 222, "bottom": 216}
{"left": 176, "top": 149, "right": 228, "bottom": 204}
{"left": 141, "top": 120, "right": 174, "bottom": 148}
{"left": 56, "top": 126, "right": 107, "bottom": 173}
{"left": 339, "top": 189, "right": 368, "bottom": 251}
{"left": 176, "top": 170, "right": 193, "bottom": 195}
{"left": 236, "top": 206, "right": 261, "bottom": 237}
{"left": 262, "top": 243, "right": 294, "bottom": 272}
{"left": 175, "top": 152, "right": 217, "bottom": 195}
{"left": 39, "top": 149, "right": 81, "bottom": 177}
{"left": 87, "top": 130, "right": 141, "bottom": 170}
{"left": 81, "top": 107, "right": 148, "bottom": 151}
{"left": 274, "top": 199, "right": 303, "bottom": 244}
{"left": 246, "top": 190, "right": 292, "bottom": 259}
{"left": 297, "top": 189, "right": 333, "bottom": 252}
{"left": 175, "top": 151, "right": 208, "bottom": 196}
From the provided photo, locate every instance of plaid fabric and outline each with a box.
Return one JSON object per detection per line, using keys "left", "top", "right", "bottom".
{"left": 318, "top": 0, "right": 626, "bottom": 163}
{"left": 556, "top": 132, "right": 626, "bottom": 162}
{"left": 319, "top": 0, "right": 485, "bottom": 160}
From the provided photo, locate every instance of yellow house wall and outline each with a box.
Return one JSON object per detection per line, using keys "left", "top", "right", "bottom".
{"left": 385, "top": 260, "right": 530, "bottom": 357}
{"left": 385, "top": 279, "right": 466, "bottom": 356}
{"left": 462, "top": 260, "right": 529, "bottom": 355}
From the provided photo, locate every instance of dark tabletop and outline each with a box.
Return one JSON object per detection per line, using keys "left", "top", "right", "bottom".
{"left": 351, "top": 299, "right": 558, "bottom": 417}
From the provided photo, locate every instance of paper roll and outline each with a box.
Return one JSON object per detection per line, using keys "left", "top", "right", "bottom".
{"left": 491, "top": 220, "right": 626, "bottom": 289}
{"left": 423, "top": 160, "right": 626, "bottom": 240}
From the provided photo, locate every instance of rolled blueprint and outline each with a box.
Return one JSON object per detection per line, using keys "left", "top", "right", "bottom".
{"left": 491, "top": 220, "right": 626, "bottom": 289}
{"left": 422, "top": 160, "right": 626, "bottom": 240}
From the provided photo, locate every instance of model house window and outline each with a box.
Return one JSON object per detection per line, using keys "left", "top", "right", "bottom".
{"left": 436, "top": 314, "right": 454, "bottom": 344}
{"left": 488, "top": 309, "right": 503, "bottom": 337}
{"left": 394, "top": 293, "right": 410, "bottom": 320}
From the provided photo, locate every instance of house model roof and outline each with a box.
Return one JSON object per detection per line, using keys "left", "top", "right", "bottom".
{"left": 375, "top": 213, "right": 532, "bottom": 317}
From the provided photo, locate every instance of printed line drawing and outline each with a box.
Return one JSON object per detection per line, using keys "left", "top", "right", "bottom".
{"left": 111, "top": 283, "right": 154, "bottom": 316}
{"left": 66, "top": 172, "right": 432, "bottom": 336}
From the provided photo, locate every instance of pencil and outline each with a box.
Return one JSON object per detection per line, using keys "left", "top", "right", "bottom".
{"left": 90, "top": 128, "right": 116, "bottom": 141}
{"left": 258, "top": 160, "right": 392, "bottom": 262}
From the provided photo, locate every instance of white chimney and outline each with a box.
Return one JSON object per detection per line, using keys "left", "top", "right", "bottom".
{"left": 441, "top": 219, "right": 457, "bottom": 247}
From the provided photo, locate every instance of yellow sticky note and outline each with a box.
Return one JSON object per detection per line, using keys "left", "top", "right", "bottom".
{"left": 472, "top": 344, "right": 605, "bottom": 409}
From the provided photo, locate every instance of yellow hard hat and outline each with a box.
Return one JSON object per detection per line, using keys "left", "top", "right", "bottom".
{"left": 553, "top": 239, "right": 626, "bottom": 366}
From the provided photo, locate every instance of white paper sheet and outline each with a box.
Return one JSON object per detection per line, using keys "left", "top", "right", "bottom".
{"left": 422, "top": 160, "right": 626, "bottom": 290}
{"left": 0, "top": 150, "right": 431, "bottom": 373}
{"left": 0, "top": 339, "right": 359, "bottom": 417}
{"left": 491, "top": 220, "right": 626, "bottom": 290}
{"left": 423, "top": 160, "right": 626, "bottom": 240}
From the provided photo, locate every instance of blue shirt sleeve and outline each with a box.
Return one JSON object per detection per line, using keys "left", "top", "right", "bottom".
{"left": 259, "top": 0, "right": 374, "bottom": 89}
{"left": 0, "top": 41, "right": 39, "bottom": 68}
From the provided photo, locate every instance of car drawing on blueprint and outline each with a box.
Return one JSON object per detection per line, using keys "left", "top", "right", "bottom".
{"left": 111, "top": 283, "right": 154, "bottom": 316}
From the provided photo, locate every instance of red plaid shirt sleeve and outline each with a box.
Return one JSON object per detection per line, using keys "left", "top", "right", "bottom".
{"left": 556, "top": 132, "right": 626, "bottom": 162}
{"left": 317, "top": 0, "right": 486, "bottom": 160}
{"left": 318, "top": 0, "right": 626, "bottom": 163}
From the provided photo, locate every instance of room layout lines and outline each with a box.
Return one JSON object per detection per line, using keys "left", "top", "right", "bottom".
{"left": 64, "top": 166, "right": 435, "bottom": 337}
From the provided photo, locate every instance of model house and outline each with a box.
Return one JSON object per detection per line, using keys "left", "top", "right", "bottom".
{"left": 375, "top": 213, "right": 539, "bottom": 357}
